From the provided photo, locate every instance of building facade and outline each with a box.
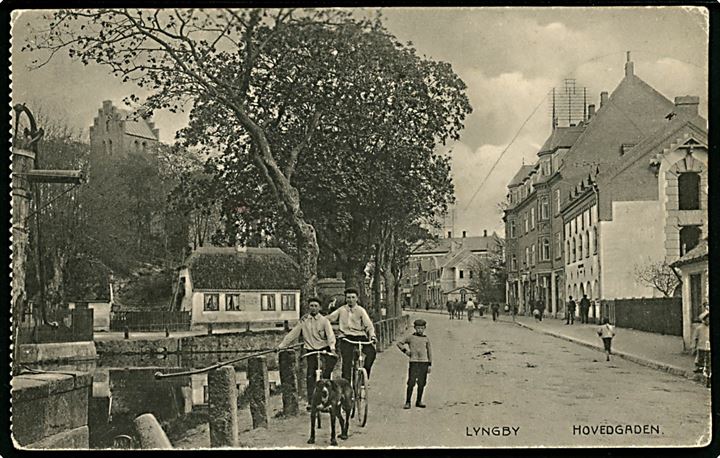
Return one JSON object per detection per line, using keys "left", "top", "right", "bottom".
{"left": 505, "top": 56, "right": 707, "bottom": 321}
{"left": 89, "top": 100, "right": 160, "bottom": 155}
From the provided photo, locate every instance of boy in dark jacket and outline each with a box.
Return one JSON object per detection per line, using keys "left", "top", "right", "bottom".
{"left": 397, "top": 319, "right": 433, "bottom": 409}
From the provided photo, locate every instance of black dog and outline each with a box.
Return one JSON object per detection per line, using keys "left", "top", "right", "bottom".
{"left": 308, "top": 378, "right": 354, "bottom": 446}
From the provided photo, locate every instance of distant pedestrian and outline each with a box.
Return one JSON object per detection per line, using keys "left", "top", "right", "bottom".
{"left": 512, "top": 304, "right": 518, "bottom": 322}
{"left": 466, "top": 299, "right": 475, "bottom": 322}
{"left": 425, "top": 300, "right": 430, "bottom": 311}
{"left": 580, "top": 294, "right": 590, "bottom": 324}
{"left": 596, "top": 317, "right": 615, "bottom": 361}
{"left": 692, "top": 310, "right": 710, "bottom": 375}
{"left": 446, "top": 300, "right": 453, "bottom": 319}
{"left": 397, "top": 319, "right": 432, "bottom": 409}
{"left": 537, "top": 299, "right": 545, "bottom": 322}
{"left": 532, "top": 307, "right": 541, "bottom": 322}
{"left": 491, "top": 302, "right": 500, "bottom": 322}
{"left": 566, "top": 296, "right": 576, "bottom": 325}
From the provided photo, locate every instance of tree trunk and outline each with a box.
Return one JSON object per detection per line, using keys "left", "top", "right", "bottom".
{"left": 293, "top": 217, "right": 319, "bottom": 315}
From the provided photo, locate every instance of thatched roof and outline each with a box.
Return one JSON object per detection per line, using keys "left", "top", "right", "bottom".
{"left": 187, "top": 246, "right": 301, "bottom": 291}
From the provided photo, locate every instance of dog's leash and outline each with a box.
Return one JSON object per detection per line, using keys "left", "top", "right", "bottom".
{"left": 154, "top": 343, "right": 303, "bottom": 379}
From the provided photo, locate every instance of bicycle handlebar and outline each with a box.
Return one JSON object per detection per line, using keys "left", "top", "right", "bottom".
{"left": 302, "top": 350, "right": 337, "bottom": 358}
{"left": 342, "top": 338, "right": 375, "bottom": 346}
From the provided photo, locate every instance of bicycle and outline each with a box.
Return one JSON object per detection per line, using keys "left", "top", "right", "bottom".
{"left": 302, "top": 349, "right": 337, "bottom": 429}
{"left": 343, "top": 338, "right": 374, "bottom": 427}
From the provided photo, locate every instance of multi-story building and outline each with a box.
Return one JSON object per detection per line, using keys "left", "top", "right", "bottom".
{"left": 90, "top": 100, "right": 160, "bottom": 155}
{"left": 505, "top": 55, "right": 707, "bottom": 321}
{"left": 403, "top": 230, "right": 503, "bottom": 308}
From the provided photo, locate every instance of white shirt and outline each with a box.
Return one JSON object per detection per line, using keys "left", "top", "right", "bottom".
{"left": 326, "top": 304, "right": 376, "bottom": 340}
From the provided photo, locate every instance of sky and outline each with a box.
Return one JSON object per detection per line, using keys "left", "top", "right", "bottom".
{"left": 11, "top": 7, "right": 709, "bottom": 237}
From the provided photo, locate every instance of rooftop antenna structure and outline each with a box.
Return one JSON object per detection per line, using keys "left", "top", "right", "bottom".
{"left": 549, "top": 78, "right": 588, "bottom": 128}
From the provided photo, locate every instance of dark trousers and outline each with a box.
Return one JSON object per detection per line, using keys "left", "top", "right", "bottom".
{"left": 492, "top": 310, "right": 499, "bottom": 321}
{"left": 406, "top": 362, "right": 430, "bottom": 403}
{"left": 338, "top": 336, "right": 376, "bottom": 381}
{"left": 566, "top": 310, "right": 575, "bottom": 324}
{"left": 602, "top": 337, "right": 613, "bottom": 354}
{"left": 305, "top": 347, "right": 338, "bottom": 399}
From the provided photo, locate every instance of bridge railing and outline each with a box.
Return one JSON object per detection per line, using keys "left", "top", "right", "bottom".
{"left": 154, "top": 313, "right": 410, "bottom": 447}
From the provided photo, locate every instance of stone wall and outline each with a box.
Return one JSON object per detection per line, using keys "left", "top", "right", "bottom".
{"left": 12, "top": 371, "right": 92, "bottom": 449}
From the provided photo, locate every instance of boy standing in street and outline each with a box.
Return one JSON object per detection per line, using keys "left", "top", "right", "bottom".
{"left": 596, "top": 317, "right": 616, "bottom": 361}
{"left": 397, "top": 319, "right": 433, "bottom": 409}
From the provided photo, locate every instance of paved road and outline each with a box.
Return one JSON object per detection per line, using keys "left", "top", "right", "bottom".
{"left": 178, "top": 312, "right": 711, "bottom": 449}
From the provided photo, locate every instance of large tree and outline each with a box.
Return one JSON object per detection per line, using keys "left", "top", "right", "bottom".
{"left": 28, "top": 9, "right": 470, "bottom": 306}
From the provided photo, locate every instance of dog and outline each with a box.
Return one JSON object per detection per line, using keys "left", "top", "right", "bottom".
{"left": 307, "top": 378, "right": 354, "bottom": 446}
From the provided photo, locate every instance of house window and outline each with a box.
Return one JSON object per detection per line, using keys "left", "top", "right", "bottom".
{"left": 584, "top": 231, "right": 590, "bottom": 258}
{"left": 524, "top": 213, "right": 529, "bottom": 234}
{"left": 459, "top": 270, "right": 464, "bottom": 279}
{"left": 469, "top": 270, "right": 473, "bottom": 279}
{"left": 105, "top": 119, "right": 110, "bottom": 132}
{"left": 542, "top": 239, "right": 550, "bottom": 261}
{"left": 511, "top": 255, "right": 517, "bottom": 271}
{"left": 531, "top": 244, "right": 536, "bottom": 266}
{"left": 572, "top": 238, "right": 577, "bottom": 262}
{"left": 281, "top": 294, "right": 296, "bottom": 311}
{"left": 578, "top": 234, "right": 584, "bottom": 259}
{"left": 510, "top": 221, "right": 516, "bottom": 238}
{"left": 566, "top": 241, "right": 571, "bottom": 264}
{"left": 678, "top": 172, "right": 700, "bottom": 210}
{"left": 530, "top": 208, "right": 536, "bottom": 229}
{"left": 540, "top": 198, "right": 549, "bottom": 220}
{"left": 525, "top": 247, "right": 530, "bottom": 267}
{"left": 555, "top": 189, "right": 561, "bottom": 215}
{"left": 108, "top": 139, "right": 113, "bottom": 154}
{"left": 680, "top": 226, "right": 701, "bottom": 256}
{"left": 203, "top": 293, "right": 219, "bottom": 311}
{"left": 261, "top": 294, "right": 276, "bottom": 311}
{"left": 225, "top": 293, "right": 242, "bottom": 311}
{"left": 555, "top": 233, "right": 562, "bottom": 260}
{"left": 593, "top": 227, "right": 598, "bottom": 254}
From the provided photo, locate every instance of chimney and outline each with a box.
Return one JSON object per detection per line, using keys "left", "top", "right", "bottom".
{"left": 483, "top": 229, "right": 488, "bottom": 237}
{"left": 624, "top": 51, "right": 634, "bottom": 77}
{"left": 674, "top": 96, "right": 699, "bottom": 118}
{"left": 600, "top": 92, "right": 609, "bottom": 107}
{"left": 588, "top": 104, "right": 596, "bottom": 119}
{"left": 462, "top": 231, "right": 467, "bottom": 238}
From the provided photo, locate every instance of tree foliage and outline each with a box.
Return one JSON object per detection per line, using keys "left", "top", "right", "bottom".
{"left": 27, "top": 9, "right": 471, "bottom": 310}
{"left": 469, "top": 242, "right": 507, "bottom": 304}
{"left": 634, "top": 261, "right": 681, "bottom": 298}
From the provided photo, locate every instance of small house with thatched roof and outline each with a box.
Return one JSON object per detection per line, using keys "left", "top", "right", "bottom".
{"left": 178, "top": 246, "right": 302, "bottom": 330}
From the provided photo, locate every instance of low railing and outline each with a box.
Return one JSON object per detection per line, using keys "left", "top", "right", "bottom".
{"left": 110, "top": 311, "right": 191, "bottom": 332}
{"left": 153, "top": 313, "right": 410, "bottom": 447}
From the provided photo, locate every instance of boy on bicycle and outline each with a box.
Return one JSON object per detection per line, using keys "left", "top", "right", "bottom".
{"left": 397, "top": 319, "right": 432, "bottom": 409}
{"left": 326, "top": 288, "right": 377, "bottom": 381}
{"left": 278, "top": 297, "right": 337, "bottom": 409}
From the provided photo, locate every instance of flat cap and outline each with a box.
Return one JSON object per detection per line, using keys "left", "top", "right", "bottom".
{"left": 413, "top": 319, "right": 427, "bottom": 327}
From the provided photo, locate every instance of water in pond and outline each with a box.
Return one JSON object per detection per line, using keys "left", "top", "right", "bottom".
{"left": 25, "top": 353, "right": 281, "bottom": 449}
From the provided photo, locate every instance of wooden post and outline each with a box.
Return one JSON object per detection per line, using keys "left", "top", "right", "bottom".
{"left": 133, "top": 413, "right": 173, "bottom": 449}
{"left": 278, "top": 350, "right": 299, "bottom": 416}
{"left": 296, "top": 351, "right": 307, "bottom": 401}
{"left": 247, "top": 356, "right": 270, "bottom": 428}
{"left": 208, "top": 366, "right": 238, "bottom": 447}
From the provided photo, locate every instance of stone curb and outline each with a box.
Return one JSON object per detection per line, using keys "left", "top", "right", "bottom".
{"left": 514, "top": 321, "right": 695, "bottom": 380}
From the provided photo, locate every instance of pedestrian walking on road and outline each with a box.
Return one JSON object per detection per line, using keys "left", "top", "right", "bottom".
{"left": 537, "top": 299, "right": 545, "bottom": 322}
{"left": 512, "top": 304, "right": 518, "bottom": 322}
{"left": 466, "top": 298, "right": 475, "bottom": 322}
{"left": 446, "top": 300, "right": 453, "bottom": 319}
{"left": 397, "top": 319, "right": 432, "bottom": 409}
{"left": 566, "top": 296, "right": 576, "bottom": 325}
{"left": 491, "top": 302, "right": 500, "bottom": 322}
{"left": 596, "top": 318, "right": 615, "bottom": 361}
{"left": 580, "top": 294, "right": 591, "bottom": 324}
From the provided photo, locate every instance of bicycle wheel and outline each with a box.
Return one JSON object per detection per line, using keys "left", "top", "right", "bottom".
{"left": 354, "top": 368, "right": 368, "bottom": 427}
